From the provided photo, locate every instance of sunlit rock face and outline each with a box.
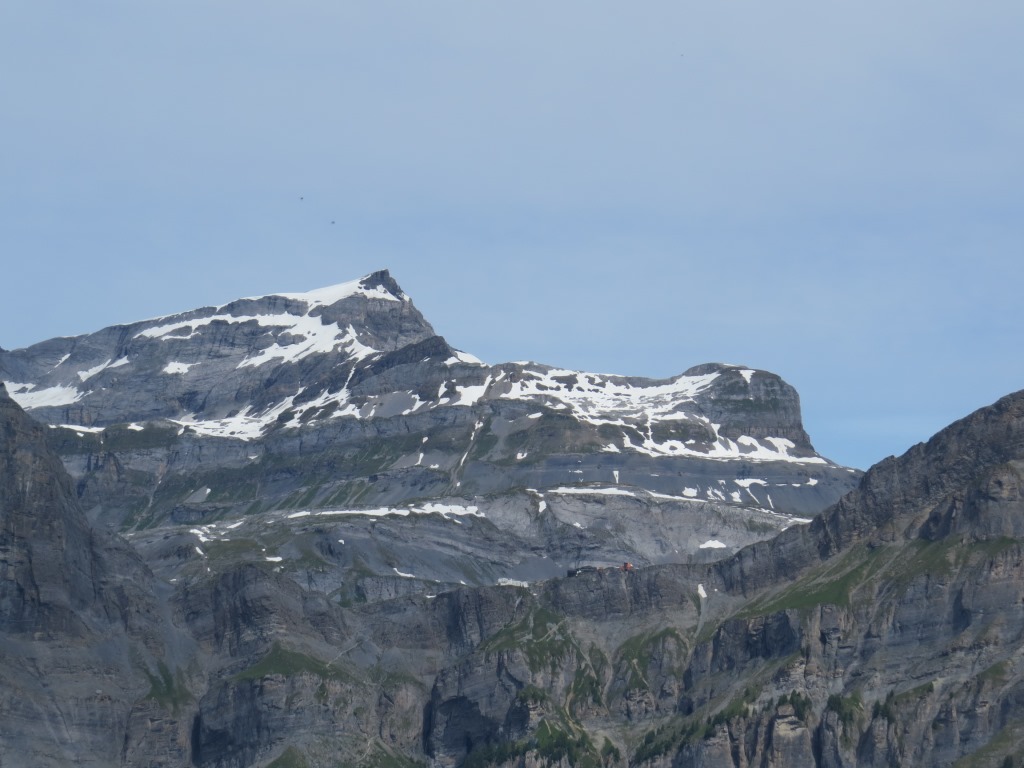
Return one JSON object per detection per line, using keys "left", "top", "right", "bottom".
{"left": 1, "top": 269, "right": 857, "bottom": 535}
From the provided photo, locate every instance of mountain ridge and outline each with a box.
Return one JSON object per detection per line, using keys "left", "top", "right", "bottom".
{"left": 0, "top": 270, "right": 859, "bottom": 592}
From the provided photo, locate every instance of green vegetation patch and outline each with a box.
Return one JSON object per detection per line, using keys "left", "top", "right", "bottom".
{"left": 462, "top": 719, "right": 602, "bottom": 768}
{"left": 601, "top": 737, "right": 621, "bottom": 763}
{"left": 826, "top": 691, "right": 863, "bottom": 728}
{"left": 740, "top": 545, "right": 889, "bottom": 617}
{"left": 232, "top": 643, "right": 352, "bottom": 684}
{"left": 889, "top": 537, "right": 1018, "bottom": 589}
{"left": 363, "top": 748, "right": 428, "bottom": 768}
{"left": 479, "top": 606, "right": 576, "bottom": 675}
{"left": 718, "top": 685, "right": 762, "bottom": 722}
{"left": 979, "top": 660, "right": 1012, "bottom": 685}
{"left": 950, "top": 717, "right": 1024, "bottom": 768}
{"left": 777, "top": 690, "right": 813, "bottom": 721}
{"left": 48, "top": 423, "right": 183, "bottom": 456}
{"left": 738, "top": 536, "right": 1020, "bottom": 626}
{"left": 144, "top": 661, "right": 193, "bottom": 714}
{"left": 468, "top": 426, "right": 499, "bottom": 460}
{"left": 533, "top": 719, "right": 601, "bottom": 768}
{"left": 200, "top": 537, "right": 264, "bottom": 562}
{"left": 341, "top": 434, "right": 431, "bottom": 476}
{"left": 633, "top": 718, "right": 705, "bottom": 764}
{"left": 614, "top": 627, "right": 687, "bottom": 692}
{"left": 569, "top": 666, "right": 604, "bottom": 711}
{"left": 266, "top": 747, "right": 309, "bottom": 768}
{"left": 872, "top": 690, "right": 897, "bottom": 724}
{"left": 744, "top": 517, "right": 781, "bottom": 535}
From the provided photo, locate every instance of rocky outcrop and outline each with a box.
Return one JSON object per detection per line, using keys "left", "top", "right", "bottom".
{"left": 411, "top": 391, "right": 1024, "bottom": 767}
{"left": 0, "top": 381, "right": 97, "bottom": 636}
{"left": 0, "top": 383, "right": 196, "bottom": 765}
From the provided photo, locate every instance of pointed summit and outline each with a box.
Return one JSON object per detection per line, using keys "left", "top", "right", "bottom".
{"left": 268, "top": 269, "right": 410, "bottom": 308}
{"left": 359, "top": 268, "right": 407, "bottom": 301}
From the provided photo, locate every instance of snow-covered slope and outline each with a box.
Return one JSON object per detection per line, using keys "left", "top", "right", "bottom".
{"left": 0, "top": 269, "right": 859, "bottom": 531}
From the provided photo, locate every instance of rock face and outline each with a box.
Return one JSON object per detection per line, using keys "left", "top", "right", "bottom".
{"left": 4, "top": 365, "right": 1024, "bottom": 765}
{"left": 7, "top": 273, "right": 1024, "bottom": 767}
{"left": 0, "top": 381, "right": 96, "bottom": 636}
{"left": 0, "top": 382, "right": 194, "bottom": 765}
{"left": 414, "top": 390, "right": 1024, "bottom": 768}
{"left": 0, "top": 270, "right": 856, "bottom": 532}
{"left": 0, "top": 270, "right": 859, "bottom": 597}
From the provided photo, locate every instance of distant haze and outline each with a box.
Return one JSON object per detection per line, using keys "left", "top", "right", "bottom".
{"left": 2, "top": 1, "right": 1022, "bottom": 471}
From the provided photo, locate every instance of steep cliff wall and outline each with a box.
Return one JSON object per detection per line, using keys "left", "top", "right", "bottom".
{"left": 4, "top": 369, "right": 1024, "bottom": 766}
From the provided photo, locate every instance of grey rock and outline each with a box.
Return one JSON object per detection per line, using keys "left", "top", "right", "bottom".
{"left": 8, "top": 281, "right": 1024, "bottom": 766}
{"left": 0, "top": 271, "right": 859, "bottom": 547}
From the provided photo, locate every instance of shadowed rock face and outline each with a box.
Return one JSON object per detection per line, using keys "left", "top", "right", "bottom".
{"left": 0, "top": 383, "right": 192, "bottom": 765}
{"left": 0, "top": 382, "right": 96, "bottom": 635}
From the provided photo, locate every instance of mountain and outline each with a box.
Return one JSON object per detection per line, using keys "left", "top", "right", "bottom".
{"left": 4, "top": 349, "right": 1024, "bottom": 764}
{"left": 0, "top": 271, "right": 859, "bottom": 595}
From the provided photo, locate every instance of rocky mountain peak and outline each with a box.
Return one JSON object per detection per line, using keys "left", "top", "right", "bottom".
{"left": 711, "top": 387, "right": 1024, "bottom": 599}
{"left": 355, "top": 268, "right": 407, "bottom": 301}
{"left": 0, "top": 271, "right": 862, "bottom": 538}
{"left": 821, "top": 387, "right": 1024, "bottom": 551}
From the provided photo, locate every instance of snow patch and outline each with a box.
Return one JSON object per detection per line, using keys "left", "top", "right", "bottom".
{"left": 5, "top": 382, "right": 85, "bottom": 409}
{"left": 445, "top": 350, "right": 487, "bottom": 366}
{"left": 699, "top": 540, "right": 727, "bottom": 549}
{"left": 497, "top": 578, "right": 529, "bottom": 588}
{"left": 551, "top": 486, "right": 636, "bottom": 497}
{"left": 451, "top": 376, "right": 492, "bottom": 407}
{"left": 163, "top": 361, "right": 196, "bottom": 375}
{"left": 296, "top": 503, "right": 483, "bottom": 521}
{"left": 77, "top": 359, "right": 116, "bottom": 381}
{"left": 270, "top": 275, "right": 407, "bottom": 305}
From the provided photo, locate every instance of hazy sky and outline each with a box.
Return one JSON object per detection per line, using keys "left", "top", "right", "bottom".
{"left": 3, "top": 1, "right": 1022, "bottom": 470}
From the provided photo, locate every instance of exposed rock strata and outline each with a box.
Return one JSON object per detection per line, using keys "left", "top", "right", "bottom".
{"left": 5, "top": 290, "right": 1024, "bottom": 765}
{"left": 0, "top": 271, "right": 858, "bottom": 541}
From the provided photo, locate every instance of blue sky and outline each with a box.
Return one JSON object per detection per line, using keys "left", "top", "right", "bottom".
{"left": 2, "top": 1, "right": 1022, "bottom": 470}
